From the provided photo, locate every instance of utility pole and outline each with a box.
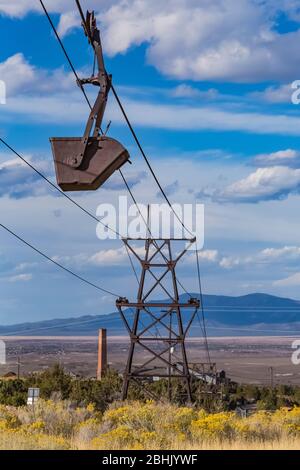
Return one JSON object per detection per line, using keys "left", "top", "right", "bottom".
{"left": 116, "top": 236, "right": 200, "bottom": 402}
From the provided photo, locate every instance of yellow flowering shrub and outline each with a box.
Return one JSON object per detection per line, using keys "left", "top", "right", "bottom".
{"left": 0, "top": 400, "right": 300, "bottom": 449}
{"left": 91, "top": 425, "right": 134, "bottom": 450}
{"left": 191, "top": 412, "right": 235, "bottom": 440}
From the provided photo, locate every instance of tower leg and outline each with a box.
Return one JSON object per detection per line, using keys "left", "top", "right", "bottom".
{"left": 122, "top": 340, "right": 136, "bottom": 400}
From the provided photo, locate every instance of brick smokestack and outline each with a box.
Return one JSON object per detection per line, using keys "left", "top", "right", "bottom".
{"left": 97, "top": 328, "right": 107, "bottom": 380}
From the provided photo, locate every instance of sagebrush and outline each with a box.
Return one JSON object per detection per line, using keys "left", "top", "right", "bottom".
{"left": 1, "top": 400, "right": 300, "bottom": 450}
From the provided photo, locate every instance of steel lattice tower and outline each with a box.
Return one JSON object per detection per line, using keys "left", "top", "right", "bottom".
{"left": 116, "top": 236, "right": 200, "bottom": 401}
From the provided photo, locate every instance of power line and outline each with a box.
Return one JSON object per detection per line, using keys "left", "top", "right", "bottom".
{"left": 39, "top": 0, "right": 195, "bottom": 257}
{"left": 39, "top": 0, "right": 92, "bottom": 111}
{"left": 0, "top": 222, "right": 119, "bottom": 297}
{"left": 40, "top": 0, "right": 193, "bottom": 238}
{"left": 0, "top": 137, "right": 120, "bottom": 237}
{"left": 38, "top": 0, "right": 209, "bottom": 357}
{"left": 0, "top": 137, "right": 169, "bottom": 302}
{"left": 38, "top": 0, "right": 164, "bottom": 246}
{"left": 204, "top": 325, "right": 300, "bottom": 334}
{"left": 109, "top": 84, "right": 191, "bottom": 233}
{"left": 124, "top": 242, "right": 139, "bottom": 285}
{"left": 194, "top": 306, "right": 300, "bottom": 310}
{"left": 0, "top": 138, "right": 198, "bottom": 307}
{"left": 195, "top": 244, "right": 211, "bottom": 364}
{"left": 0, "top": 315, "right": 112, "bottom": 337}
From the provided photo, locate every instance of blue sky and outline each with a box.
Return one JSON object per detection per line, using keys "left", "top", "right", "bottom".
{"left": 1, "top": 0, "right": 300, "bottom": 324}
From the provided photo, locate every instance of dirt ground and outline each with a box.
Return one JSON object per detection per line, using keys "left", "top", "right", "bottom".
{"left": 0, "top": 335, "right": 300, "bottom": 385}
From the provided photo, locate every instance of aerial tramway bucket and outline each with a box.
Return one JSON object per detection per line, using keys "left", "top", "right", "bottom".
{"left": 50, "top": 136, "right": 129, "bottom": 191}
{"left": 50, "top": 8, "right": 130, "bottom": 192}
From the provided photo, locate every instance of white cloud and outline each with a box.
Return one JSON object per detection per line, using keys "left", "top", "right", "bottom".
{"left": 265, "top": 0, "right": 300, "bottom": 22}
{"left": 207, "top": 150, "right": 300, "bottom": 204}
{"left": 52, "top": 244, "right": 218, "bottom": 270}
{"left": 0, "top": 53, "right": 74, "bottom": 96}
{"left": 251, "top": 84, "right": 294, "bottom": 104}
{"left": 57, "top": 10, "right": 78, "bottom": 36}
{"left": 3, "top": 53, "right": 300, "bottom": 136}
{"left": 197, "top": 249, "right": 219, "bottom": 263}
{"left": 0, "top": 53, "right": 35, "bottom": 95}
{"left": 4, "top": 81, "right": 300, "bottom": 136}
{"left": 156, "top": 180, "right": 179, "bottom": 199}
{"left": 253, "top": 149, "right": 300, "bottom": 168}
{"left": 14, "top": 262, "right": 38, "bottom": 272}
{"left": 215, "top": 166, "right": 300, "bottom": 203}
{"left": 0, "top": 0, "right": 74, "bottom": 17}
{"left": 52, "top": 245, "right": 146, "bottom": 268}
{"left": 219, "top": 256, "right": 241, "bottom": 269}
{"left": 261, "top": 246, "right": 300, "bottom": 260}
{"left": 171, "top": 84, "right": 201, "bottom": 98}
{"left": 171, "top": 84, "right": 219, "bottom": 100}
{"left": 3, "top": 1, "right": 300, "bottom": 83}
{"left": 107, "top": 99, "right": 300, "bottom": 136}
{"left": 97, "top": 0, "right": 300, "bottom": 83}
{"left": 184, "top": 249, "right": 219, "bottom": 265}
{"left": 88, "top": 247, "right": 128, "bottom": 266}
{"left": 220, "top": 246, "right": 300, "bottom": 270}
{"left": 274, "top": 272, "right": 300, "bottom": 287}
{"left": 7, "top": 273, "right": 32, "bottom": 282}
{"left": 0, "top": 156, "right": 54, "bottom": 199}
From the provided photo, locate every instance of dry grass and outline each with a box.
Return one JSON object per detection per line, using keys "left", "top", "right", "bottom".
{"left": 0, "top": 400, "right": 300, "bottom": 450}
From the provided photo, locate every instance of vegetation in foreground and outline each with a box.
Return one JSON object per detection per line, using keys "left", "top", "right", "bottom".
{"left": 1, "top": 399, "right": 300, "bottom": 450}
{"left": 1, "top": 364, "right": 300, "bottom": 449}
{"left": 2, "top": 363, "right": 300, "bottom": 412}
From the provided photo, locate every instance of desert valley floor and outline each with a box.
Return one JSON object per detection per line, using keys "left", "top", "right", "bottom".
{"left": 0, "top": 336, "right": 300, "bottom": 386}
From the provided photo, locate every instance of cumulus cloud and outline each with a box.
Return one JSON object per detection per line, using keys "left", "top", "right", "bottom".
{"left": 171, "top": 84, "right": 219, "bottom": 100}
{"left": 252, "top": 149, "right": 300, "bottom": 168}
{"left": 108, "top": 100, "right": 300, "bottom": 136}
{"left": 104, "top": 171, "right": 147, "bottom": 191}
{"left": 3, "top": 1, "right": 300, "bottom": 83}
{"left": 197, "top": 249, "right": 219, "bottom": 263}
{"left": 220, "top": 246, "right": 300, "bottom": 270}
{"left": 219, "top": 256, "right": 242, "bottom": 269}
{"left": 14, "top": 262, "right": 38, "bottom": 272}
{"left": 0, "top": 53, "right": 74, "bottom": 97}
{"left": 184, "top": 249, "right": 219, "bottom": 265}
{"left": 88, "top": 247, "right": 128, "bottom": 266}
{"left": 251, "top": 84, "right": 294, "bottom": 104}
{"left": 6, "top": 90, "right": 300, "bottom": 136}
{"left": 6, "top": 273, "right": 32, "bottom": 282}
{"left": 0, "top": 156, "right": 54, "bottom": 199}
{"left": 171, "top": 84, "right": 201, "bottom": 99}
{"left": 52, "top": 245, "right": 146, "bottom": 268}
{"left": 3, "top": 53, "right": 300, "bottom": 136}
{"left": 0, "top": 0, "right": 74, "bottom": 17}
{"left": 213, "top": 166, "right": 300, "bottom": 203}
{"left": 206, "top": 149, "right": 300, "bottom": 204}
{"left": 274, "top": 272, "right": 300, "bottom": 287}
{"left": 261, "top": 246, "right": 300, "bottom": 260}
{"left": 156, "top": 180, "right": 179, "bottom": 199}
{"left": 52, "top": 245, "right": 220, "bottom": 269}
{"left": 97, "top": 0, "right": 300, "bottom": 83}
{"left": 0, "top": 53, "right": 35, "bottom": 96}
{"left": 265, "top": 0, "right": 300, "bottom": 22}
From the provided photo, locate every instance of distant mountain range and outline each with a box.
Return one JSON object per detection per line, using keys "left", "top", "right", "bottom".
{"left": 1, "top": 293, "right": 300, "bottom": 337}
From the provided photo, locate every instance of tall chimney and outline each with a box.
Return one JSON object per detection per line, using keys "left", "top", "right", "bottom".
{"left": 97, "top": 328, "right": 107, "bottom": 380}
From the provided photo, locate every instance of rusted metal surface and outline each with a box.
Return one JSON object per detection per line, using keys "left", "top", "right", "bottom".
{"left": 51, "top": 136, "right": 129, "bottom": 191}
{"left": 51, "top": 7, "right": 130, "bottom": 191}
